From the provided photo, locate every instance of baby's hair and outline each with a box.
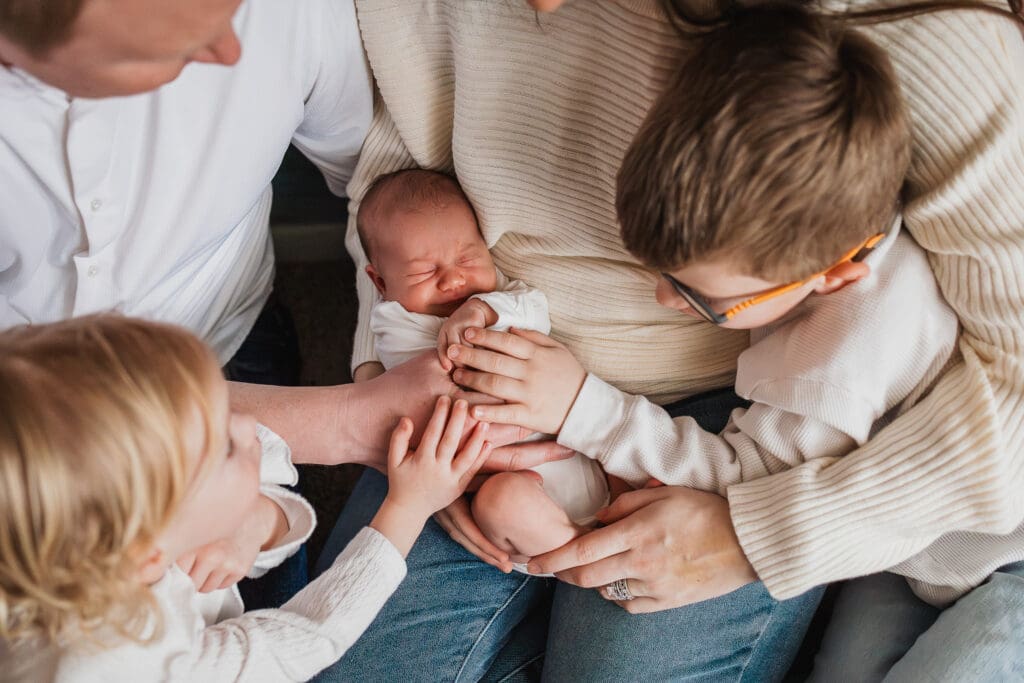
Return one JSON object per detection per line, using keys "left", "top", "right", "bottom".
{"left": 357, "top": 168, "right": 475, "bottom": 262}
{"left": 617, "top": 2, "right": 910, "bottom": 281}
{"left": 0, "top": 315, "right": 220, "bottom": 646}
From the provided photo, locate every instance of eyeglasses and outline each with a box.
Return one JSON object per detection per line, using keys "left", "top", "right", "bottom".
{"left": 661, "top": 232, "right": 886, "bottom": 325}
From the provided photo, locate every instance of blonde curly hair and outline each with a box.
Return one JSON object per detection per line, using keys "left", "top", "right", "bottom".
{"left": 0, "top": 315, "right": 219, "bottom": 646}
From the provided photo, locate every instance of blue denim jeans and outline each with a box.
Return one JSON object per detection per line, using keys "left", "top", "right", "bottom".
{"left": 810, "top": 562, "right": 1024, "bottom": 681}
{"left": 313, "top": 388, "right": 824, "bottom": 681}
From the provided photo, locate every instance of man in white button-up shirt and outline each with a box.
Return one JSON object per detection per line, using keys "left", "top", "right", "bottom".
{"left": 0, "top": 0, "right": 368, "bottom": 364}
{"left": 0, "top": 0, "right": 498, "bottom": 470}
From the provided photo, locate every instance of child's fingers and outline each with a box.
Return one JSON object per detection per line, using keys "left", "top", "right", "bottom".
{"left": 200, "top": 569, "right": 229, "bottom": 594}
{"left": 508, "top": 326, "right": 561, "bottom": 348}
{"left": 176, "top": 552, "right": 197, "bottom": 575}
{"left": 466, "top": 441, "right": 494, "bottom": 482}
{"left": 387, "top": 416, "right": 414, "bottom": 471}
{"left": 418, "top": 395, "right": 452, "bottom": 457}
{"left": 469, "top": 401, "right": 531, "bottom": 428}
{"left": 437, "top": 399, "right": 469, "bottom": 461}
{"left": 453, "top": 421, "right": 489, "bottom": 473}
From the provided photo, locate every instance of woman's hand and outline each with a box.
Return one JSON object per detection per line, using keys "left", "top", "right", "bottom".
{"left": 447, "top": 327, "right": 586, "bottom": 434}
{"left": 525, "top": 486, "right": 758, "bottom": 614}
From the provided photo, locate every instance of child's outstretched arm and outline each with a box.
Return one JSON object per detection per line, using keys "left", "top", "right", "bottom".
{"left": 81, "top": 398, "right": 490, "bottom": 682}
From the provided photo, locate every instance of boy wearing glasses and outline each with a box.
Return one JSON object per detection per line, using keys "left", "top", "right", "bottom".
{"left": 570, "top": 6, "right": 959, "bottom": 494}
{"left": 445, "top": 5, "right": 958, "bottom": 578}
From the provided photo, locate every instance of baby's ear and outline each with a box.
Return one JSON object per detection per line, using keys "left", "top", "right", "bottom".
{"left": 815, "top": 261, "right": 870, "bottom": 296}
{"left": 365, "top": 264, "right": 387, "bottom": 297}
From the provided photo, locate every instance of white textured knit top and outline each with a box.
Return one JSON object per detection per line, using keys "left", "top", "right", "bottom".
{"left": 346, "top": 1, "right": 1024, "bottom": 606}
{"left": 50, "top": 427, "right": 406, "bottom": 682}
{"left": 559, "top": 230, "right": 958, "bottom": 573}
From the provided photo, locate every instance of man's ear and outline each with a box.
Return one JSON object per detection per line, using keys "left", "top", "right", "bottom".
{"left": 365, "top": 264, "right": 387, "bottom": 297}
{"left": 815, "top": 261, "right": 870, "bottom": 296}
{"left": 134, "top": 545, "right": 167, "bottom": 585}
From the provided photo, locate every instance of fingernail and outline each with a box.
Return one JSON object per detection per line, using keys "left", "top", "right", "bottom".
{"left": 453, "top": 369, "right": 464, "bottom": 382}
{"left": 525, "top": 563, "right": 539, "bottom": 574}
{"left": 465, "top": 328, "right": 476, "bottom": 340}
{"left": 448, "top": 346, "right": 460, "bottom": 358}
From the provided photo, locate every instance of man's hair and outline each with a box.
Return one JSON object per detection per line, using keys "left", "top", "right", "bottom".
{"left": 0, "top": 0, "right": 85, "bottom": 55}
{"left": 618, "top": 3, "right": 910, "bottom": 281}
{"left": 357, "top": 168, "right": 475, "bottom": 262}
{"left": 0, "top": 315, "right": 219, "bottom": 645}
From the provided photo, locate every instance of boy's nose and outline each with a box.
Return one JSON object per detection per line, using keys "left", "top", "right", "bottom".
{"left": 655, "top": 279, "right": 699, "bottom": 315}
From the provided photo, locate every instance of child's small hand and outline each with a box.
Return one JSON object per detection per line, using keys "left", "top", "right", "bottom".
{"left": 386, "top": 396, "right": 492, "bottom": 516}
{"left": 437, "top": 299, "right": 498, "bottom": 371}
{"left": 372, "top": 396, "right": 493, "bottom": 556}
{"left": 177, "top": 495, "right": 287, "bottom": 592}
{"left": 447, "top": 327, "right": 586, "bottom": 435}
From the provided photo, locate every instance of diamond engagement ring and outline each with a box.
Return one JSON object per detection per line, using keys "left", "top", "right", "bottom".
{"left": 604, "top": 578, "right": 634, "bottom": 601}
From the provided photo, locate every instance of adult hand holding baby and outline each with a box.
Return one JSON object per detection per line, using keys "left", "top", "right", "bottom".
{"left": 527, "top": 486, "right": 757, "bottom": 613}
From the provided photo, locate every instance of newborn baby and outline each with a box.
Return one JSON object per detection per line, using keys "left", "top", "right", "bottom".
{"left": 358, "top": 168, "right": 610, "bottom": 570}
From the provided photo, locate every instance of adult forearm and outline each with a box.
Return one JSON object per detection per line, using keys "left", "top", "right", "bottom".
{"left": 230, "top": 381, "right": 386, "bottom": 467}
{"left": 230, "top": 351, "right": 458, "bottom": 467}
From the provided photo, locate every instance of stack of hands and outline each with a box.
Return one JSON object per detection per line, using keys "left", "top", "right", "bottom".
{"left": 193, "top": 326, "right": 757, "bottom": 614}
{"left": 435, "top": 326, "right": 757, "bottom": 614}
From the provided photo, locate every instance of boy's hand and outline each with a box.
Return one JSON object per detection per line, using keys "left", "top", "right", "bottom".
{"left": 447, "top": 327, "right": 586, "bottom": 435}
{"left": 437, "top": 299, "right": 498, "bottom": 371}
{"left": 177, "top": 495, "right": 288, "bottom": 592}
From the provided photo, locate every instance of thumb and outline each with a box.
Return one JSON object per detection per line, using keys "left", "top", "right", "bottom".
{"left": 388, "top": 417, "right": 414, "bottom": 471}
{"left": 594, "top": 486, "right": 665, "bottom": 523}
{"left": 509, "top": 327, "right": 557, "bottom": 347}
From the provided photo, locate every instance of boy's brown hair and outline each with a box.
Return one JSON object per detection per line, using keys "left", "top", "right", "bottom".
{"left": 618, "top": 3, "right": 910, "bottom": 281}
{"left": 0, "top": 0, "right": 85, "bottom": 55}
{"left": 357, "top": 168, "right": 475, "bottom": 262}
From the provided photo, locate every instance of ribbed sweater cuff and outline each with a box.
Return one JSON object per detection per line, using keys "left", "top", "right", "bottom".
{"left": 727, "top": 356, "right": 1010, "bottom": 599}
{"left": 351, "top": 268, "right": 381, "bottom": 371}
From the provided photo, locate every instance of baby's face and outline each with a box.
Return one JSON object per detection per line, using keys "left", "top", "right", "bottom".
{"left": 368, "top": 200, "right": 498, "bottom": 317}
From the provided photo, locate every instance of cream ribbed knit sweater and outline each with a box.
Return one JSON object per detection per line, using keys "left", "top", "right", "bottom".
{"left": 346, "top": 1, "right": 1024, "bottom": 606}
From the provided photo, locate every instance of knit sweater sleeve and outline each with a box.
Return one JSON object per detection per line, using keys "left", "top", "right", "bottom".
{"left": 728, "top": 10, "right": 1024, "bottom": 599}
{"left": 174, "top": 527, "right": 406, "bottom": 681}
{"left": 559, "top": 374, "right": 858, "bottom": 495}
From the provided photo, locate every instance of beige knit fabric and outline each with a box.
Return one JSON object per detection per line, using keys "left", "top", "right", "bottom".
{"left": 346, "top": 0, "right": 1024, "bottom": 605}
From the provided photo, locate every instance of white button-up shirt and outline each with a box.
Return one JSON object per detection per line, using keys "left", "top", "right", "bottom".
{"left": 0, "top": 0, "right": 371, "bottom": 361}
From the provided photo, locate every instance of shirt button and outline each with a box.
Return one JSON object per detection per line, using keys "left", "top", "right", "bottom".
{"left": 90, "top": 198, "right": 103, "bottom": 211}
{"left": 87, "top": 265, "right": 99, "bottom": 277}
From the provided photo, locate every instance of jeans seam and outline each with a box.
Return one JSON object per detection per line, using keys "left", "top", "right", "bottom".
{"left": 737, "top": 597, "right": 778, "bottom": 683}
{"left": 454, "top": 574, "right": 535, "bottom": 683}
{"left": 495, "top": 653, "right": 544, "bottom": 683}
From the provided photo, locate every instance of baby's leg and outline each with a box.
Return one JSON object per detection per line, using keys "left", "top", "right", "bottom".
{"left": 471, "top": 471, "right": 584, "bottom": 564}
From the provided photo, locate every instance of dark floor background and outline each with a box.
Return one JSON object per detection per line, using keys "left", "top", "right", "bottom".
{"left": 270, "top": 146, "right": 363, "bottom": 562}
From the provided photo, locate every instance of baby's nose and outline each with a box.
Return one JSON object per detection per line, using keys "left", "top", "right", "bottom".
{"left": 439, "top": 267, "right": 466, "bottom": 290}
